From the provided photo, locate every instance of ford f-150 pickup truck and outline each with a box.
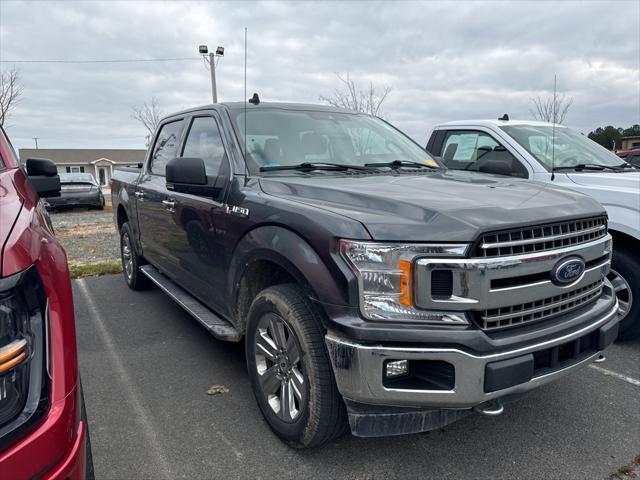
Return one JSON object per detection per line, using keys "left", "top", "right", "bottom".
{"left": 112, "top": 102, "right": 619, "bottom": 448}
{"left": 426, "top": 119, "right": 640, "bottom": 339}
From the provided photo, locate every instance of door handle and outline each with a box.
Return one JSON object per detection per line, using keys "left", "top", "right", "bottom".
{"left": 134, "top": 191, "right": 145, "bottom": 199}
{"left": 162, "top": 199, "right": 176, "bottom": 211}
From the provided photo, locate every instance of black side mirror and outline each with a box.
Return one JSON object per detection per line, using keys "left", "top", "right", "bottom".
{"left": 478, "top": 160, "right": 513, "bottom": 177}
{"left": 166, "top": 157, "right": 217, "bottom": 197}
{"left": 26, "top": 158, "right": 61, "bottom": 197}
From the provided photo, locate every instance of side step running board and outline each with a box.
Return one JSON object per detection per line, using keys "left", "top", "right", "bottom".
{"left": 140, "top": 265, "right": 241, "bottom": 342}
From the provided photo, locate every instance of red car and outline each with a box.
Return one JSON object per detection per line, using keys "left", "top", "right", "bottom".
{"left": 0, "top": 127, "right": 93, "bottom": 479}
{"left": 616, "top": 148, "right": 640, "bottom": 167}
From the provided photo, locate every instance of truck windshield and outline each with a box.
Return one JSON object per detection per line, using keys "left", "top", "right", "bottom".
{"left": 231, "top": 107, "right": 437, "bottom": 173}
{"left": 500, "top": 125, "right": 625, "bottom": 171}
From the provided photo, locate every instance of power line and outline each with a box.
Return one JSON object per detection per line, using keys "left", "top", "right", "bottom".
{"left": 0, "top": 57, "right": 201, "bottom": 64}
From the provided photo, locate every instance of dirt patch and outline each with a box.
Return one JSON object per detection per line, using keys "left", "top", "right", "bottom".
{"left": 51, "top": 210, "right": 120, "bottom": 266}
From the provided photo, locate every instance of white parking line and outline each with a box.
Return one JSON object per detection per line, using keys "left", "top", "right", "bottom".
{"left": 77, "top": 279, "right": 174, "bottom": 480}
{"left": 588, "top": 364, "right": 640, "bottom": 387}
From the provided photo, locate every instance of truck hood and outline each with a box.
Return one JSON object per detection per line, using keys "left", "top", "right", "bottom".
{"left": 566, "top": 171, "right": 640, "bottom": 193}
{"left": 259, "top": 170, "right": 605, "bottom": 242}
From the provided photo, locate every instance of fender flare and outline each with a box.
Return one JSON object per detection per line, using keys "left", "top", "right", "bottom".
{"left": 227, "top": 225, "right": 350, "bottom": 310}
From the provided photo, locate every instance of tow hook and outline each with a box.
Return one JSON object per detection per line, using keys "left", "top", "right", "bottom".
{"left": 473, "top": 399, "right": 504, "bottom": 416}
{"left": 594, "top": 354, "right": 606, "bottom": 363}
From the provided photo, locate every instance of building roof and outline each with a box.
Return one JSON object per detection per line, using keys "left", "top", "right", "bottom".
{"left": 18, "top": 148, "right": 146, "bottom": 165}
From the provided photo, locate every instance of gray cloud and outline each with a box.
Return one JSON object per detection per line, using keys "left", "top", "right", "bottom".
{"left": 1, "top": 0, "right": 638, "bottom": 151}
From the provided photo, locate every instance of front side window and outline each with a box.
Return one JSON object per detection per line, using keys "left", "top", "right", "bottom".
{"left": 151, "top": 120, "right": 184, "bottom": 176}
{"left": 501, "top": 125, "right": 626, "bottom": 170}
{"left": 231, "top": 108, "right": 436, "bottom": 173}
{"left": 440, "top": 130, "right": 526, "bottom": 177}
{"left": 181, "top": 116, "right": 226, "bottom": 177}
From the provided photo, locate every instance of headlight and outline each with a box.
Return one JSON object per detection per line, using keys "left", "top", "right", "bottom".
{"left": 0, "top": 268, "right": 48, "bottom": 443}
{"left": 340, "top": 240, "right": 470, "bottom": 324}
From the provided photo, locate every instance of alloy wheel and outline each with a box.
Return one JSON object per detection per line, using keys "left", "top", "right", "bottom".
{"left": 608, "top": 269, "right": 633, "bottom": 320}
{"left": 122, "top": 233, "right": 134, "bottom": 281}
{"left": 254, "top": 313, "right": 305, "bottom": 422}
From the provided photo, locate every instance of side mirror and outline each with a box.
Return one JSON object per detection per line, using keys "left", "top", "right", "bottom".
{"left": 26, "top": 158, "right": 61, "bottom": 197}
{"left": 478, "top": 160, "right": 513, "bottom": 177}
{"left": 166, "top": 157, "right": 217, "bottom": 197}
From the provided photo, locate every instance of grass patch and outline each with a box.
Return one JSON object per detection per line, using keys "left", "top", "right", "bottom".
{"left": 69, "top": 260, "right": 122, "bottom": 279}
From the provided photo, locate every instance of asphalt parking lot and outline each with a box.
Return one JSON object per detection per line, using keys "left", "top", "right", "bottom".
{"left": 75, "top": 274, "right": 640, "bottom": 480}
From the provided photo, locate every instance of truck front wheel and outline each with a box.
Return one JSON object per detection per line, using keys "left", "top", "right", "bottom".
{"left": 119, "top": 222, "right": 149, "bottom": 290}
{"left": 609, "top": 243, "right": 640, "bottom": 340}
{"left": 245, "top": 284, "right": 347, "bottom": 448}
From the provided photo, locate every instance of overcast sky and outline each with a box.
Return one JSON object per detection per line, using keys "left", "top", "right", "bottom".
{"left": 1, "top": 0, "right": 639, "bottom": 151}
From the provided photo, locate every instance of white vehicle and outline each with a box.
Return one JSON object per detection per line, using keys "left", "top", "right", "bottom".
{"left": 426, "top": 118, "right": 640, "bottom": 339}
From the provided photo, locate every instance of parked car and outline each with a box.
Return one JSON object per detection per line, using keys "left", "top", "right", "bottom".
{"left": 426, "top": 119, "right": 640, "bottom": 339}
{"left": 112, "top": 102, "right": 619, "bottom": 448}
{"left": 616, "top": 148, "right": 640, "bottom": 167}
{"left": 44, "top": 172, "right": 105, "bottom": 211}
{"left": 0, "top": 127, "right": 93, "bottom": 478}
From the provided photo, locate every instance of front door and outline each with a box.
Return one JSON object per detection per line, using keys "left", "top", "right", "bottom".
{"left": 136, "top": 118, "right": 185, "bottom": 274}
{"left": 165, "top": 113, "right": 231, "bottom": 312}
{"left": 98, "top": 167, "right": 106, "bottom": 186}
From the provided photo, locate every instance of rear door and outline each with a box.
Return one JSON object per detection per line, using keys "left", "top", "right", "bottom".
{"left": 136, "top": 118, "right": 185, "bottom": 273}
{"left": 162, "top": 112, "right": 232, "bottom": 311}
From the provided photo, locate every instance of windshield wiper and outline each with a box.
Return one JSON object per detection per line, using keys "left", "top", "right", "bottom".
{"left": 553, "top": 163, "right": 624, "bottom": 172}
{"left": 364, "top": 160, "right": 438, "bottom": 169}
{"left": 260, "top": 162, "right": 372, "bottom": 172}
{"left": 617, "top": 163, "right": 640, "bottom": 170}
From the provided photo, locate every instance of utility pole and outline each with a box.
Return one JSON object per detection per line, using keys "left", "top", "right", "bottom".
{"left": 199, "top": 45, "right": 224, "bottom": 103}
{"left": 32, "top": 137, "right": 39, "bottom": 149}
{"left": 209, "top": 52, "right": 217, "bottom": 103}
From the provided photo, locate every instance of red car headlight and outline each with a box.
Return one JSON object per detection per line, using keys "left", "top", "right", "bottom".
{"left": 0, "top": 267, "right": 49, "bottom": 445}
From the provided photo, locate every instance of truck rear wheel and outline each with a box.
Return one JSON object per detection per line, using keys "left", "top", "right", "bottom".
{"left": 119, "top": 222, "right": 149, "bottom": 290}
{"left": 245, "top": 284, "right": 347, "bottom": 448}
{"left": 609, "top": 244, "right": 640, "bottom": 340}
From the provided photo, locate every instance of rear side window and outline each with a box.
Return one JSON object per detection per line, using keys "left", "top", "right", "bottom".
{"left": 150, "top": 120, "right": 184, "bottom": 176}
{"left": 181, "top": 116, "right": 226, "bottom": 177}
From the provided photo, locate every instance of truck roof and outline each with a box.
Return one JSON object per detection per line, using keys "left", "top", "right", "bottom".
{"left": 436, "top": 119, "right": 567, "bottom": 128}
{"left": 166, "top": 101, "right": 357, "bottom": 119}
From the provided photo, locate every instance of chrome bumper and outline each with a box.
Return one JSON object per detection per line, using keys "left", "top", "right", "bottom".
{"left": 326, "top": 295, "right": 619, "bottom": 409}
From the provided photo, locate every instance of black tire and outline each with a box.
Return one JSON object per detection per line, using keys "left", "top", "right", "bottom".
{"left": 119, "top": 222, "right": 149, "bottom": 290}
{"left": 245, "top": 284, "right": 347, "bottom": 448}
{"left": 80, "top": 383, "right": 96, "bottom": 480}
{"left": 610, "top": 243, "right": 640, "bottom": 340}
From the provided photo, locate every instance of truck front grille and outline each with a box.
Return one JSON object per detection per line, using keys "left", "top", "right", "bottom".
{"left": 476, "top": 278, "right": 605, "bottom": 331}
{"left": 476, "top": 216, "right": 607, "bottom": 258}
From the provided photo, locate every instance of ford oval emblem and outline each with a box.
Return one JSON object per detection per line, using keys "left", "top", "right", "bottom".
{"left": 551, "top": 257, "right": 585, "bottom": 285}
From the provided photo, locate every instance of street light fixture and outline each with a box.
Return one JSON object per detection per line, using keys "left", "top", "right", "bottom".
{"left": 199, "top": 44, "right": 225, "bottom": 103}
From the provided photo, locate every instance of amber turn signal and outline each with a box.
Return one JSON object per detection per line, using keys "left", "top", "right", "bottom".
{"left": 0, "top": 338, "right": 28, "bottom": 374}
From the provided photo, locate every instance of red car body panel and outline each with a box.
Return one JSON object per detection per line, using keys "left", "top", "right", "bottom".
{"left": 0, "top": 129, "right": 86, "bottom": 479}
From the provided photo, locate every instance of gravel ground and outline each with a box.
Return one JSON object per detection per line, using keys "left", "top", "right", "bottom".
{"left": 50, "top": 209, "right": 119, "bottom": 265}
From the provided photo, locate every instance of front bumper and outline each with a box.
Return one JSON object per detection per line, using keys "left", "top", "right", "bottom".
{"left": 326, "top": 289, "right": 618, "bottom": 435}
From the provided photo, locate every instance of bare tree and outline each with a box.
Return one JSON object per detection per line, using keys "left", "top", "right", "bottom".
{"left": 132, "top": 96, "right": 164, "bottom": 144}
{"left": 0, "top": 68, "right": 24, "bottom": 127}
{"left": 319, "top": 73, "right": 392, "bottom": 117}
{"left": 529, "top": 92, "right": 573, "bottom": 124}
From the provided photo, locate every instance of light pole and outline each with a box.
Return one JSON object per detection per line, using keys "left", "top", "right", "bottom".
{"left": 199, "top": 45, "right": 224, "bottom": 103}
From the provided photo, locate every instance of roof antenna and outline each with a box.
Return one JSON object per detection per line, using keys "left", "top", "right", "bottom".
{"left": 243, "top": 27, "right": 249, "bottom": 183}
{"left": 498, "top": 113, "right": 509, "bottom": 121}
{"left": 551, "top": 74, "right": 557, "bottom": 181}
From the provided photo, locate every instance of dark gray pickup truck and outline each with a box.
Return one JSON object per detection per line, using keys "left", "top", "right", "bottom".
{"left": 112, "top": 101, "right": 619, "bottom": 448}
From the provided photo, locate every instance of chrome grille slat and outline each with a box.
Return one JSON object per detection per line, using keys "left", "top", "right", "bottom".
{"left": 477, "top": 279, "right": 604, "bottom": 331}
{"left": 477, "top": 216, "right": 608, "bottom": 257}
